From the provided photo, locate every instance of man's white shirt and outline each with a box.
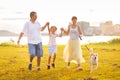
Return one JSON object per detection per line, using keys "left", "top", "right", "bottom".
{"left": 22, "top": 21, "right": 42, "bottom": 44}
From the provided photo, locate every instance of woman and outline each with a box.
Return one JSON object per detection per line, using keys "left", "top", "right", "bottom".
{"left": 61, "top": 16, "right": 85, "bottom": 70}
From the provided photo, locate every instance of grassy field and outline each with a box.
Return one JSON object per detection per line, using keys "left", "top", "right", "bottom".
{"left": 0, "top": 41, "right": 120, "bottom": 80}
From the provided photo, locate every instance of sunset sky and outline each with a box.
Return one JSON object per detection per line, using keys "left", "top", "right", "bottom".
{"left": 0, "top": 0, "right": 120, "bottom": 33}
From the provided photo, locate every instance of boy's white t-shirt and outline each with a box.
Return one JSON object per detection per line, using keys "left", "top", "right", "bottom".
{"left": 22, "top": 21, "right": 42, "bottom": 44}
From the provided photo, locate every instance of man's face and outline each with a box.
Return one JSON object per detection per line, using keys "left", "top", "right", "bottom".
{"left": 32, "top": 13, "right": 37, "bottom": 21}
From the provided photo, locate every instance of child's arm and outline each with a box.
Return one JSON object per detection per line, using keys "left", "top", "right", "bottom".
{"left": 47, "top": 23, "right": 50, "bottom": 35}
{"left": 58, "top": 28, "right": 63, "bottom": 37}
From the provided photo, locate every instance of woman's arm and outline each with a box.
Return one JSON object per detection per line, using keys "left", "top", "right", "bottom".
{"left": 58, "top": 28, "right": 63, "bottom": 37}
{"left": 78, "top": 25, "right": 83, "bottom": 36}
{"left": 62, "top": 25, "right": 70, "bottom": 35}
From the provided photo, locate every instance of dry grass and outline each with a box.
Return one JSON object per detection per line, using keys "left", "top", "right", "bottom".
{"left": 0, "top": 43, "right": 120, "bottom": 80}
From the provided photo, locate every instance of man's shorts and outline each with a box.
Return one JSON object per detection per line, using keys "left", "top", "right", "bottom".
{"left": 48, "top": 45, "right": 57, "bottom": 56}
{"left": 28, "top": 42, "right": 43, "bottom": 57}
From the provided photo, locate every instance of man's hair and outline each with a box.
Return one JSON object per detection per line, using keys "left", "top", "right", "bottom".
{"left": 71, "top": 16, "right": 77, "bottom": 20}
{"left": 30, "top": 11, "right": 36, "bottom": 18}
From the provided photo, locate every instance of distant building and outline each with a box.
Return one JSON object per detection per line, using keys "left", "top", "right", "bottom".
{"left": 113, "top": 24, "right": 120, "bottom": 35}
{"left": 77, "top": 20, "right": 120, "bottom": 36}
{"left": 77, "top": 21, "right": 90, "bottom": 35}
{"left": 101, "top": 21, "right": 114, "bottom": 35}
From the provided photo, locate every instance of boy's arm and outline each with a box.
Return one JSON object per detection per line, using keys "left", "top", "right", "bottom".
{"left": 41, "top": 22, "right": 49, "bottom": 31}
{"left": 17, "top": 32, "right": 24, "bottom": 44}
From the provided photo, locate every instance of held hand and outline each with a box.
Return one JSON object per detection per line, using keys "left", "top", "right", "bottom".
{"left": 46, "top": 22, "right": 50, "bottom": 26}
{"left": 60, "top": 28, "right": 64, "bottom": 31}
{"left": 17, "top": 40, "right": 20, "bottom": 45}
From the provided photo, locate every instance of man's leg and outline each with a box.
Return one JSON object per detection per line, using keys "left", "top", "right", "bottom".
{"left": 28, "top": 43, "right": 35, "bottom": 70}
{"left": 37, "top": 57, "right": 41, "bottom": 70}
{"left": 28, "top": 56, "right": 34, "bottom": 70}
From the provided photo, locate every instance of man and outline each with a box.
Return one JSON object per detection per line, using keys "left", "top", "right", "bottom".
{"left": 17, "top": 11, "right": 49, "bottom": 70}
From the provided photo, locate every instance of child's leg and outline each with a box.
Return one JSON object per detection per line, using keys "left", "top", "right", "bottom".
{"left": 51, "top": 54, "right": 56, "bottom": 68}
{"left": 48, "top": 56, "right": 51, "bottom": 65}
{"left": 47, "top": 56, "right": 51, "bottom": 69}
{"left": 52, "top": 53, "right": 56, "bottom": 63}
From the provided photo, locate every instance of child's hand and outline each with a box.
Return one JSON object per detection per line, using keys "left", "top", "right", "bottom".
{"left": 60, "top": 28, "right": 64, "bottom": 31}
{"left": 46, "top": 22, "right": 50, "bottom": 26}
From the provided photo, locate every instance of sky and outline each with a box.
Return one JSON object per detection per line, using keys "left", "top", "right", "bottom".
{"left": 0, "top": 0, "right": 120, "bottom": 33}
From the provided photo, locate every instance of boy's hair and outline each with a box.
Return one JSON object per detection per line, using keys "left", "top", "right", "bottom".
{"left": 71, "top": 16, "right": 77, "bottom": 20}
{"left": 30, "top": 11, "right": 36, "bottom": 18}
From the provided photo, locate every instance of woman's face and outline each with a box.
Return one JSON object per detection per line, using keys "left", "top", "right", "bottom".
{"left": 72, "top": 19, "right": 77, "bottom": 24}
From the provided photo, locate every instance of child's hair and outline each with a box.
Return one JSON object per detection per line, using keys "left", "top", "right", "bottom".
{"left": 50, "top": 26, "right": 57, "bottom": 31}
{"left": 71, "top": 16, "right": 77, "bottom": 20}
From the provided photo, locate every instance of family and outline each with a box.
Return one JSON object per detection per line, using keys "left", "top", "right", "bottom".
{"left": 17, "top": 11, "right": 85, "bottom": 71}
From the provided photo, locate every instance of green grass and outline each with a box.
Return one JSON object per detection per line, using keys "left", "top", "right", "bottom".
{"left": 0, "top": 41, "right": 120, "bottom": 80}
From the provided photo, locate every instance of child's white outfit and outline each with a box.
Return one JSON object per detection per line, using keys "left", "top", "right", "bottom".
{"left": 48, "top": 32, "right": 59, "bottom": 56}
{"left": 63, "top": 25, "right": 85, "bottom": 64}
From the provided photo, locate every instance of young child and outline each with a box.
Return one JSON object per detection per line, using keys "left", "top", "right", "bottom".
{"left": 61, "top": 16, "right": 85, "bottom": 70}
{"left": 47, "top": 24, "right": 62, "bottom": 69}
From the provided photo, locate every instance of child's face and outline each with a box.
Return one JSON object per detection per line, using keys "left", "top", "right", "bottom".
{"left": 51, "top": 26, "right": 57, "bottom": 33}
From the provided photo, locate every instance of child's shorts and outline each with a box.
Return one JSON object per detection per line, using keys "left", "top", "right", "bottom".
{"left": 28, "top": 42, "right": 43, "bottom": 57}
{"left": 48, "top": 45, "right": 57, "bottom": 56}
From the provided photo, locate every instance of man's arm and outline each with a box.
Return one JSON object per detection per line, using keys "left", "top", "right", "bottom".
{"left": 41, "top": 22, "right": 49, "bottom": 31}
{"left": 17, "top": 32, "right": 24, "bottom": 44}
